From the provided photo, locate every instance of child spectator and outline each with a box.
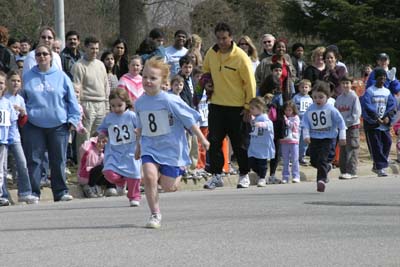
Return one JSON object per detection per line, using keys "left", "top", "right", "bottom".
{"left": 292, "top": 79, "right": 313, "bottom": 165}
{"left": 101, "top": 50, "right": 119, "bottom": 92}
{"left": 97, "top": 88, "right": 142, "bottom": 207}
{"left": 361, "top": 68, "right": 397, "bottom": 177}
{"left": 335, "top": 75, "right": 362, "bottom": 179}
{"left": 302, "top": 81, "right": 346, "bottom": 192}
{"left": 0, "top": 71, "right": 18, "bottom": 206}
{"left": 4, "top": 70, "right": 38, "bottom": 204}
{"left": 170, "top": 75, "right": 184, "bottom": 95}
{"left": 248, "top": 97, "right": 275, "bottom": 187}
{"left": 280, "top": 101, "right": 300, "bottom": 183}
{"left": 134, "top": 58, "right": 209, "bottom": 229}
{"left": 117, "top": 55, "right": 144, "bottom": 104}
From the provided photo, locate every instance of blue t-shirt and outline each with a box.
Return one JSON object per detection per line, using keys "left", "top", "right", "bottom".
{"left": 0, "top": 97, "right": 18, "bottom": 144}
{"left": 135, "top": 91, "right": 200, "bottom": 167}
{"left": 248, "top": 113, "right": 275, "bottom": 159}
{"left": 97, "top": 110, "right": 141, "bottom": 179}
{"left": 4, "top": 92, "right": 25, "bottom": 142}
{"left": 293, "top": 93, "right": 313, "bottom": 121}
{"left": 302, "top": 103, "right": 346, "bottom": 139}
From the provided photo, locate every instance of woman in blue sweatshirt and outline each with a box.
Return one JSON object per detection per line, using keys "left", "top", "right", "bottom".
{"left": 21, "top": 44, "right": 80, "bottom": 202}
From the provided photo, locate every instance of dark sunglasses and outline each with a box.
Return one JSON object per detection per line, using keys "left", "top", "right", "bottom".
{"left": 41, "top": 36, "right": 53, "bottom": 40}
{"left": 35, "top": 52, "right": 50, "bottom": 57}
{"left": 239, "top": 43, "right": 249, "bottom": 46}
{"left": 263, "top": 40, "right": 272, "bottom": 44}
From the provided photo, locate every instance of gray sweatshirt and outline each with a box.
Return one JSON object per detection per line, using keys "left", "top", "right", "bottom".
{"left": 335, "top": 90, "right": 361, "bottom": 127}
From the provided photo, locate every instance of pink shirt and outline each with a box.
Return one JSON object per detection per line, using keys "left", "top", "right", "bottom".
{"left": 117, "top": 73, "right": 144, "bottom": 104}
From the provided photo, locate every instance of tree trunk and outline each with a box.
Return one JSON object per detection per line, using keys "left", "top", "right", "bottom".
{"left": 119, "top": 0, "right": 148, "bottom": 56}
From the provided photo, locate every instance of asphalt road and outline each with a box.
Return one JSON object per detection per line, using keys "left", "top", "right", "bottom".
{"left": 1, "top": 175, "right": 400, "bottom": 267}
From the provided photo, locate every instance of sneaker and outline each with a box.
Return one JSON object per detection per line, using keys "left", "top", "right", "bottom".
{"left": 40, "top": 178, "right": 51, "bottom": 188}
{"left": 282, "top": 178, "right": 288, "bottom": 184}
{"left": 203, "top": 174, "right": 223, "bottom": 189}
{"left": 18, "top": 194, "right": 39, "bottom": 204}
{"left": 228, "top": 163, "right": 238, "bottom": 175}
{"left": 317, "top": 180, "right": 326, "bottom": 192}
{"left": 59, "top": 194, "right": 73, "bottom": 201}
{"left": 104, "top": 188, "right": 118, "bottom": 197}
{"left": 377, "top": 169, "right": 388, "bottom": 177}
{"left": 237, "top": 174, "right": 250, "bottom": 188}
{"left": 129, "top": 200, "right": 140, "bottom": 207}
{"left": 292, "top": 177, "right": 301, "bottom": 183}
{"left": 371, "top": 167, "right": 379, "bottom": 174}
{"left": 0, "top": 197, "right": 10, "bottom": 206}
{"left": 116, "top": 185, "right": 127, "bottom": 196}
{"left": 299, "top": 159, "right": 309, "bottom": 166}
{"left": 65, "top": 167, "right": 72, "bottom": 175}
{"left": 268, "top": 175, "right": 281, "bottom": 184}
{"left": 339, "top": 173, "right": 352, "bottom": 180}
{"left": 94, "top": 185, "right": 103, "bottom": 197}
{"left": 146, "top": 213, "right": 162, "bottom": 229}
{"left": 257, "top": 178, "right": 267, "bottom": 187}
{"left": 82, "top": 185, "right": 97, "bottom": 198}
{"left": 350, "top": 174, "right": 358, "bottom": 179}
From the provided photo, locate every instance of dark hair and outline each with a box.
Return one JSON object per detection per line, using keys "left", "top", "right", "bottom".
{"left": 326, "top": 45, "right": 342, "bottom": 60}
{"left": 214, "top": 22, "right": 232, "bottom": 36}
{"left": 283, "top": 100, "right": 298, "bottom": 116}
{"left": 174, "top": 30, "right": 188, "bottom": 38}
{"left": 259, "top": 74, "right": 281, "bottom": 97}
{"left": 149, "top": 28, "right": 165, "bottom": 39}
{"left": 19, "top": 36, "right": 31, "bottom": 45}
{"left": 136, "top": 37, "right": 157, "bottom": 55}
{"left": 291, "top": 42, "right": 304, "bottom": 53}
{"left": 109, "top": 88, "right": 133, "bottom": 110}
{"left": 340, "top": 74, "right": 353, "bottom": 83}
{"left": 84, "top": 36, "right": 99, "bottom": 47}
{"left": 272, "top": 38, "right": 288, "bottom": 53}
{"left": 100, "top": 50, "right": 114, "bottom": 72}
{"left": 65, "top": 30, "right": 80, "bottom": 40}
{"left": 6, "top": 70, "right": 20, "bottom": 79}
{"left": 312, "top": 80, "right": 331, "bottom": 97}
{"left": 179, "top": 55, "right": 194, "bottom": 67}
{"left": 192, "top": 66, "right": 203, "bottom": 77}
{"left": 0, "top": 71, "right": 7, "bottom": 79}
{"left": 374, "top": 67, "right": 387, "bottom": 79}
{"left": 7, "top": 38, "right": 19, "bottom": 47}
{"left": 171, "top": 75, "right": 184, "bottom": 86}
{"left": 270, "top": 62, "right": 282, "bottom": 71}
{"left": 323, "top": 49, "right": 338, "bottom": 60}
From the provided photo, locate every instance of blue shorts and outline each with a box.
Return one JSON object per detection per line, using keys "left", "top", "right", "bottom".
{"left": 141, "top": 155, "right": 184, "bottom": 178}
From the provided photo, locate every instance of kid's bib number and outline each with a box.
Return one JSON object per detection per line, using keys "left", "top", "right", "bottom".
{"left": 108, "top": 124, "right": 134, "bottom": 145}
{"left": 0, "top": 110, "right": 11, "bottom": 127}
{"left": 309, "top": 109, "right": 332, "bottom": 130}
{"left": 377, "top": 104, "right": 386, "bottom": 118}
{"left": 140, "top": 110, "right": 171, "bottom": 137}
{"left": 299, "top": 99, "right": 312, "bottom": 112}
{"left": 250, "top": 126, "right": 264, "bottom": 136}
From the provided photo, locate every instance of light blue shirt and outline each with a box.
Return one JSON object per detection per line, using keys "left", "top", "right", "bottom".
{"left": 248, "top": 113, "right": 275, "bottom": 159}
{"left": 165, "top": 46, "right": 188, "bottom": 77}
{"left": 0, "top": 97, "right": 18, "bottom": 144}
{"left": 97, "top": 110, "right": 141, "bottom": 178}
{"left": 135, "top": 91, "right": 200, "bottom": 167}
{"left": 293, "top": 93, "right": 313, "bottom": 125}
{"left": 4, "top": 92, "right": 25, "bottom": 142}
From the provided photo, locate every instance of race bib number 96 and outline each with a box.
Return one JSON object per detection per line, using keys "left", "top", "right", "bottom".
{"left": 308, "top": 109, "right": 332, "bottom": 130}
{"left": 140, "top": 110, "right": 171, "bottom": 137}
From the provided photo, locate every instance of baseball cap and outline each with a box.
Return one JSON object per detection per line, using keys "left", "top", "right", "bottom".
{"left": 377, "top": 53, "right": 389, "bottom": 61}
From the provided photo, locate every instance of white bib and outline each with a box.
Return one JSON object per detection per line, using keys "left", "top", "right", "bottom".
{"left": 308, "top": 109, "right": 332, "bottom": 130}
{"left": 0, "top": 110, "right": 11, "bottom": 127}
{"left": 299, "top": 99, "right": 312, "bottom": 112}
{"left": 140, "top": 110, "right": 171, "bottom": 137}
{"left": 108, "top": 123, "right": 134, "bottom": 145}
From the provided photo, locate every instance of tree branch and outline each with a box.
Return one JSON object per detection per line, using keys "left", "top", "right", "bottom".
{"left": 143, "top": 0, "right": 185, "bottom": 6}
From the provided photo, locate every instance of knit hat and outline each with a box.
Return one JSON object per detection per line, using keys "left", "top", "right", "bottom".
{"left": 374, "top": 67, "right": 387, "bottom": 79}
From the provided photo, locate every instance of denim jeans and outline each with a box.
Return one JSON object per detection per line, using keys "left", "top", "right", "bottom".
{"left": 5, "top": 142, "right": 33, "bottom": 197}
{"left": 22, "top": 122, "right": 69, "bottom": 201}
{"left": 0, "top": 145, "right": 7, "bottom": 197}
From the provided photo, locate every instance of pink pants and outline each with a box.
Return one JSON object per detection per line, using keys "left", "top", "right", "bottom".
{"left": 103, "top": 170, "right": 141, "bottom": 201}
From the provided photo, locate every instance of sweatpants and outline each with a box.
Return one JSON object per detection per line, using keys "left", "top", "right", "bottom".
{"left": 339, "top": 127, "right": 360, "bottom": 175}
{"left": 309, "top": 138, "right": 331, "bottom": 182}
{"left": 248, "top": 157, "right": 267, "bottom": 179}
{"left": 103, "top": 170, "right": 141, "bottom": 201}
{"left": 364, "top": 129, "right": 391, "bottom": 170}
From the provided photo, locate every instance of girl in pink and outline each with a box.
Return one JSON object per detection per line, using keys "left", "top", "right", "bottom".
{"left": 280, "top": 101, "right": 301, "bottom": 183}
{"left": 117, "top": 55, "right": 144, "bottom": 104}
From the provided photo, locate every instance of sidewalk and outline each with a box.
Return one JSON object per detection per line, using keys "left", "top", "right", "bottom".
{"left": 7, "top": 157, "right": 400, "bottom": 204}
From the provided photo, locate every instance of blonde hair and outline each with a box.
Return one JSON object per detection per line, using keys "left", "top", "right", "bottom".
{"left": 191, "top": 34, "right": 202, "bottom": 50}
{"left": 249, "top": 96, "right": 266, "bottom": 112}
{"left": 311, "top": 46, "right": 326, "bottom": 63}
{"left": 238, "top": 35, "right": 258, "bottom": 62}
{"left": 299, "top": 79, "right": 312, "bottom": 88}
{"left": 144, "top": 57, "right": 170, "bottom": 84}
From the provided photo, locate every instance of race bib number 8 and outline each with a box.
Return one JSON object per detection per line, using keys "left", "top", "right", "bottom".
{"left": 140, "top": 110, "right": 171, "bottom": 137}
{"left": 309, "top": 109, "right": 332, "bottom": 130}
{"left": 108, "top": 124, "right": 134, "bottom": 145}
{"left": 0, "top": 110, "right": 11, "bottom": 127}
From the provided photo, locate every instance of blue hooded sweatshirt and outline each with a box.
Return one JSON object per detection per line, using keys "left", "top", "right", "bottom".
{"left": 21, "top": 65, "right": 80, "bottom": 128}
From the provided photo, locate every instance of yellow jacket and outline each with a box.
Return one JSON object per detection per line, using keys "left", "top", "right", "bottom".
{"left": 203, "top": 42, "right": 256, "bottom": 110}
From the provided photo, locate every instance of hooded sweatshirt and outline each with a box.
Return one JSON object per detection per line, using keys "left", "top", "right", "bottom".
{"left": 21, "top": 65, "right": 81, "bottom": 128}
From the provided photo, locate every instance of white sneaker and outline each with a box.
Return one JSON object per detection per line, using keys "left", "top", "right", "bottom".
{"left": 116, "top": 185, "right": 127, "bottom": 196}
{"left": 94, "top": 185, "right": 103, "bottom": 197}
{"left": 377, "top": 169, "right": 388, "bottom": 177}
{"left": 146, "top": 213, "right": 162, "bottom": 229}
{"left": 104, "top": 188, "right": 118, "bottom": 197}
{"left": 282, "top": 178, "right": 288, "bottom": 184}
{"left": 257, "top": 178, "right": 267, "bottom": 187}
{"left": 0, "top": 197, "right": 10, "bottom": 206}
{"left": 59, "top": 194, "right": 73, "bottom": 201}
{"left": 339, "top": 173, "right": 352, "bottom": 180}
{"left": 18, "top": 194, "right": 39, "bottom": 204}
{"left": 203, "top": 174, "right": 223, "bottom": 189}
{"left": 82, "top": 185, "right": 97, "bottom": 198}
{"left": 237, "top": 174, "right": 250, "bottom": 188}
{"left": 292, "top": 177, "right": 301, "bottom": 183}
{"left": 129, "top": 200, "right": 140, "bottom": 207}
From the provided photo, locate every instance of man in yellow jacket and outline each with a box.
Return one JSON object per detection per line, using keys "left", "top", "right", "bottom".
{"left": 203, "top": 22, "right": 256, "bottom": 190}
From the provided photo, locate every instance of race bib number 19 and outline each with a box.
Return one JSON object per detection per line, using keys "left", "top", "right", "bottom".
{"left": 140, "top": 110, "right": 171, "bottom": 137}
{"left": 308, "top": 109, "right": 332, "bottom": 130}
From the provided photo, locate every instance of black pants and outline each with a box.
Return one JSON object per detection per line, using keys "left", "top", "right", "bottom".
{"left": 269, "top": 139, "right": 280, "bottom": 176}
{"left": 208, "top": 104, "right": 250, "bottom": 175}
{"left": 248, "top": 157, "right": 267, "bottom": 179}
{"left": 308, "top": 138, "right": 331, "bottom": 181}
{"left": 88, "top": 164, "right": 115, "bottom": 188}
